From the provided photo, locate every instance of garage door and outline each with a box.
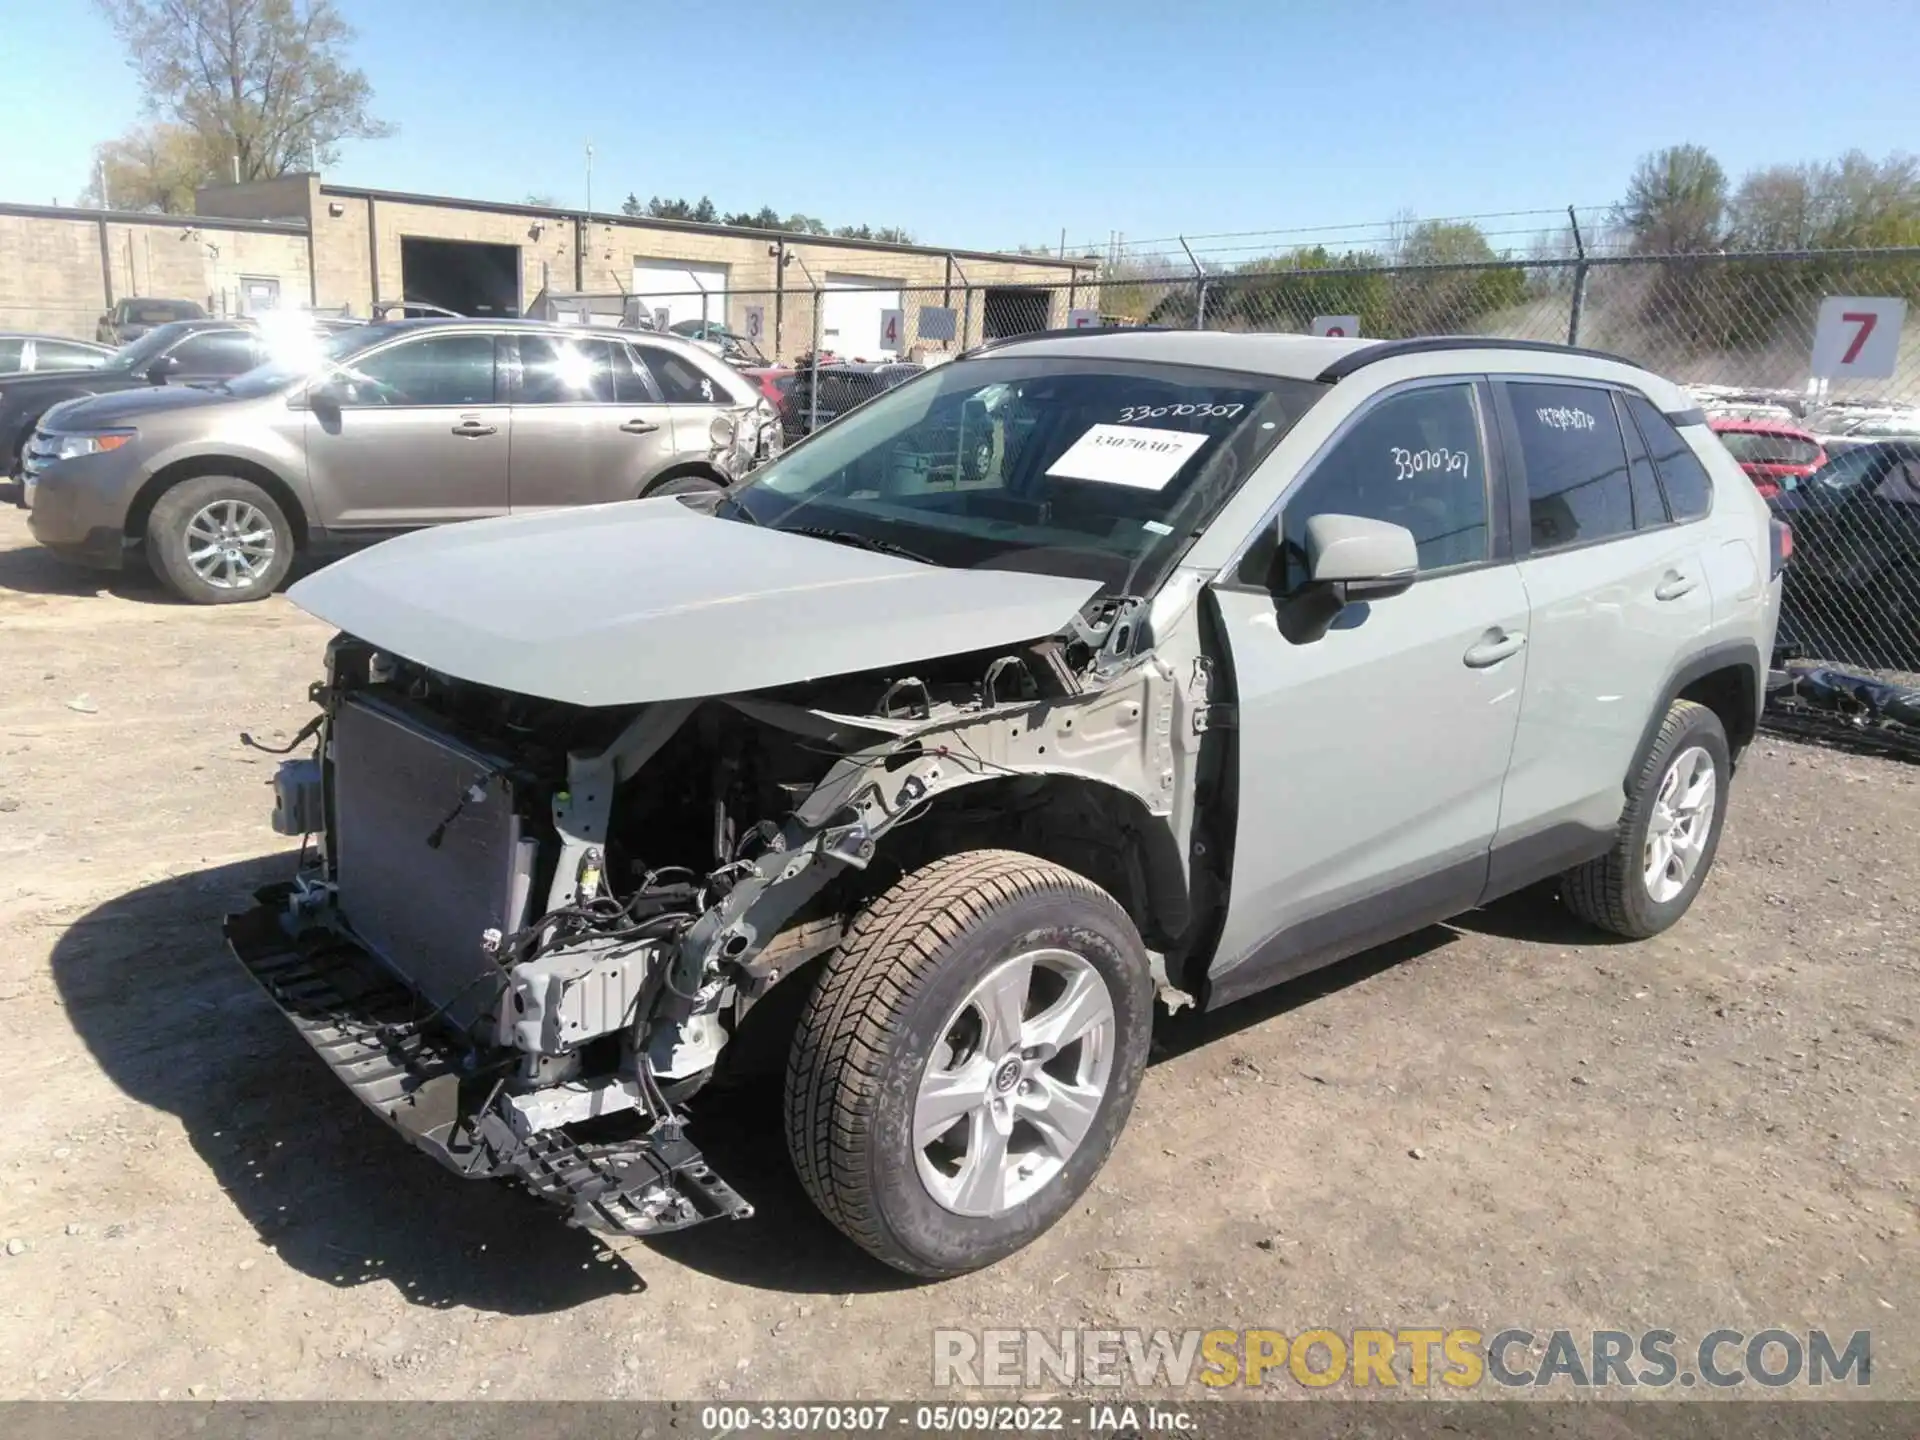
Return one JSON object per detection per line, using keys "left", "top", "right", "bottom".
{"left": 822, "top": 273, "right": 904, "bottom": 361}
{"left": 632, "top": 260, "right": 730, "bottom": 328}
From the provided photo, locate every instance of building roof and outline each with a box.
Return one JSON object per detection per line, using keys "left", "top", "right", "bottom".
{"left": 315, "top": 181, "right": 1091, "bottom": 271}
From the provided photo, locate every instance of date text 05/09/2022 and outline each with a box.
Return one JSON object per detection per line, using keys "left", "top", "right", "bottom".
{"left": 697, "top": 1403, "right": 1196, "bottom": 1433}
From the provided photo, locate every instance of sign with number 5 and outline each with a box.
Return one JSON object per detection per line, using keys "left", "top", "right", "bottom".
{"left": 1811, "top": 296, "right": 1905, "bottom": 380}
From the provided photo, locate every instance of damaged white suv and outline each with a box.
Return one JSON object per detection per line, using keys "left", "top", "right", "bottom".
{"left": 229, "top": 330, "right": 1784, "bottom": 1276}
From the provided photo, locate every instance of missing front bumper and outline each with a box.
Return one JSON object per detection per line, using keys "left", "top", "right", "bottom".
{"left": 223, "top": 891, "right": 753, "bottom": 1238}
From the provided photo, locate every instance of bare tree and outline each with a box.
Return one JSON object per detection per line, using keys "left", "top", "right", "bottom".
{"left": 1617, "top": 144, "right": 1727, "bottom": 254}
{"left": 96, "top": 0, "right": 392, "bottom": 184}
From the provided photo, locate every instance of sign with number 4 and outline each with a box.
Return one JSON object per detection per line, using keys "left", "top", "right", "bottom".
{"left": 1811, "top": 296, "right": 1905, "bottom": 380}
{"left": 880, "top": 309, "right": 904, "bottom": 351}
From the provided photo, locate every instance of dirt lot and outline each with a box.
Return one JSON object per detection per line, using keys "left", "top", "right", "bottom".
{"left": 0, "top": 502, "right": 1914, "bottom": 1403}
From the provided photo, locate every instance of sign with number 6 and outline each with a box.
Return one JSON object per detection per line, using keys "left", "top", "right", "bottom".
{"left": 1311, "top": 314, "right": 1361, "bottom": 339}
{"left": 1811, "top": 296, "right": 1905, "bottom": 380}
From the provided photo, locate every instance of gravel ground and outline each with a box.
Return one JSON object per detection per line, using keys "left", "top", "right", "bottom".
{"left": 0, "top": 504, "right": 1914, "bottom": 1403}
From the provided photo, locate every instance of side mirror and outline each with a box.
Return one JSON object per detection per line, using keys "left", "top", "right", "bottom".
{"left": 1273, "top": 513, "right": 1418, "bottom": 645}
{"left": 307, "top": 378, "right": 345, "bottom": 413}
{"left": 144, "top": 355, "right": 179, "bottom": 385}
{"left": 1305, "top": 513, "right": 1419, "bottom": 600}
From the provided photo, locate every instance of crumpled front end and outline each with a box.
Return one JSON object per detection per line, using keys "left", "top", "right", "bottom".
{"left": 228, "top": 587, "right": 1201, "bottom": 1239}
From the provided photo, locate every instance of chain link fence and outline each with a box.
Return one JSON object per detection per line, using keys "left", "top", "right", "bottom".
{"left": 622, "top": 249, "right": 1919, "bottom": 704}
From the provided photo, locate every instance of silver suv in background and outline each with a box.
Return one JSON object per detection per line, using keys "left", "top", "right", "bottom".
{"left": 21, "top": 320, "right": 779, "bottom": 603}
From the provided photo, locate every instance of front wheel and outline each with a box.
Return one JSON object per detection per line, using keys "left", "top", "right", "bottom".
{"left": 146, "top": 475, "right": 295, "bottom": 605}
{"left": 1560, "top": 699, "right": 1731, "bottom": 938}
{"left": 784, "top": 850, "right": 1153, "bottom": 1277}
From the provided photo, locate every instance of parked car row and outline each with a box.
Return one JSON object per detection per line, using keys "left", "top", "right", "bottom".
{"left": 14, "top": 318, "right": 780, "bottom": 603}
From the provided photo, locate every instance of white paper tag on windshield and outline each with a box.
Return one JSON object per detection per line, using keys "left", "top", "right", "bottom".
{"left": 1045, "top": 424, "right": 1210, "bottom": 490}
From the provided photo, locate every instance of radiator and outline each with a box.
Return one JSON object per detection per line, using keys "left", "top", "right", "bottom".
{"left": 331, "top": 697, "right": 535, "bottom": 1035}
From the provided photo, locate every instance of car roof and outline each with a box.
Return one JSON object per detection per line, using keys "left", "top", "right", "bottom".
{"left": 1709, "top": 416, "right": 1816, "bottom": 438}
{"left": 978, "top": 329, "right": 1695, "bottom": 410}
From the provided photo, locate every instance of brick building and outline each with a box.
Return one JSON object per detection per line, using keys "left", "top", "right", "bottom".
{"left": 1, "top": 176, "right": 1096, "bottom": 362}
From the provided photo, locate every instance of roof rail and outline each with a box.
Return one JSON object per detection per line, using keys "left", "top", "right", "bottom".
{"left": 960, "top": 325, "right": 1172, "bottom": 358}
{"left": 1315, "top": 335, "right": 1641, "bottom": 383}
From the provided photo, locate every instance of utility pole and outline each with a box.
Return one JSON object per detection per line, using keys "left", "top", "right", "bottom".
{"left": 585, "top": 143, "right": 594, "bottom": 216}
{"left": 97, "top": 159, "right": 110, "bottom": 210}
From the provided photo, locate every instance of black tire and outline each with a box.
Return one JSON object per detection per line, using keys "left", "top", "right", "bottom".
{"left": 1560, "top": 699, "right": 1731, "bottom": 939}
{"left": 645, "top": 471, "right": 725, "bottom": 498}
{"left": 145, "top": 475, "right": 295, "bottom": 605}
{"left": 784, "top": 849, "right": 1153, "bottom": 1278}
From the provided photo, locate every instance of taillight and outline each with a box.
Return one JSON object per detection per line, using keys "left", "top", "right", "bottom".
{"left": 1770, "top": 519, "right": 1792, "bottom": 577}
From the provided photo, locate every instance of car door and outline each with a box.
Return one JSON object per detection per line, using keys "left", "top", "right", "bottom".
{"left": 505, "top": 334, "right": 673, "bottom": 510}
{"left": 1203, "top": 377, "right": 1531, "bottom": 1008}
{"left": 302, "top": 330, "right": 509, "bottom": 531}
{"left": 1489, "top": 380, "right": 1717, "bottom": 869}
{"left": 631, "top": 340, "right": 741, "bottom": 463}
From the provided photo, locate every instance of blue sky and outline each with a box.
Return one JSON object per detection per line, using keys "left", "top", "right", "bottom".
{"left": 2, "top": 0, "right": 1915, "bottom": 253}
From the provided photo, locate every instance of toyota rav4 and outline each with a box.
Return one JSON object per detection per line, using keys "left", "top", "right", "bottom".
{"left": 227, "top": 330, "right": 1784, "bottom": 1277}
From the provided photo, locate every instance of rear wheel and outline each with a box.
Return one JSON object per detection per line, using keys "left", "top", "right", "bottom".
{"left": 784, "top": 850, "right": 1152, "bottom": 1277}
{"left": 1561, "top": 699, "right": 1731, "bottom": 938}
{"left": 146, "top": 475, "right": 295, "bottom": 605}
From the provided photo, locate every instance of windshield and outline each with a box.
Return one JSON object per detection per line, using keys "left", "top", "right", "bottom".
{"left": 724, "top": 355, "right": 1323, "bottom": 592}
{"left": 221, "top": 326, "right": 378, "bottom": 398}
{"left": 107, "top": 325, "right": 189, "bottom": 372}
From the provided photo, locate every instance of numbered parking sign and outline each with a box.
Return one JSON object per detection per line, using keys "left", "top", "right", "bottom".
{"left": 879, "top": 308, "right": 904, "bottom": 351}
{"left": 1068, "top": 308, "right": 1101, "bottom": 329}
{"left": 1811, "top": 297, "right": 1905, "bottom": 380}
{"left": 1311, "top": 315, "right": 1360, "bottom": 338}
{"left": 743, "top": 305, "right": 765, "bottom": 344}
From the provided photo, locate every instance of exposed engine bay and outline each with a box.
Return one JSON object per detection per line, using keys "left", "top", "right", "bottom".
{"left": 226, "top": 589, "right": 1214, "bottom": 1239}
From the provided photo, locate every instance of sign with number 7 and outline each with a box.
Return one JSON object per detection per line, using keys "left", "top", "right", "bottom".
{"left": 1810, "top": 296, "right": 1906, "bottom": 380}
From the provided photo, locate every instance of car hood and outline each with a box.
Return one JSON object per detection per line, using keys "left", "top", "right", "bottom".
{"left": 288, "top": 499, "right": 1104, "bottom": 707}
{"left": 42, "top": 382, "right": 243, "bottom": 427}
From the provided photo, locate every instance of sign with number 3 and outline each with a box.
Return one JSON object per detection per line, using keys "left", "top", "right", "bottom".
{"left": 1810, "top": 296, "right": 1905, "bottom": 380}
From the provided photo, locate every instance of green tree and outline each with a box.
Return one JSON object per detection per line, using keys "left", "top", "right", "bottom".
{"left": 1617, "top": 144, "right": 1727, "bottom": 254}
{"left": 78, "top": 121, "right": 222, "bottom": 212}
{"left": 96, "top": 0, "right": 392, "bottom": 183}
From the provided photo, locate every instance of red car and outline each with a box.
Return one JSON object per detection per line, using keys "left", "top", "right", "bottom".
{"left": 1709, "top": 417, "right": 1826, "bottom": 500}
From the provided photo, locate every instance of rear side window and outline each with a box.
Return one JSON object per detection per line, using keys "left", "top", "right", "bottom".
{"left": 0, "top": 339, "right": 23, "bottom": 370}
{"left": 1626, "top": 394, "right": 1714, "bottom": 521}
{"left": 636, "top": 344, "right": 721, "bottom": 404}
{"left": 1507, "top": 382, "right": 1633, "bottom": 552}
{"left": 1615, "top": 393, "right": 1669, "bottom": 529}
{"left": 38, "top": 340, "right": 106, "bottom": 369}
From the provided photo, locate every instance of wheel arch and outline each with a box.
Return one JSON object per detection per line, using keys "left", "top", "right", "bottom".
{"left": 858, "top": 770, "right": 1192, "bottom": 955}
{"left": 1631, "top": 640, "right": 1761, "bottom": 783}
{"left": 640, "top": 460, "right": 729, "bottom": 496}
{"left": 125, "top": 456, "right": 310, "bottom": 548}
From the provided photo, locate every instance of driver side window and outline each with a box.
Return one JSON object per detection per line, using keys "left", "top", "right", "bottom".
{"left": 338, "top": 334, "right": 497, "bottom": 407}
{"left": 1244, "top": 382, "right": 1490, "bottom": 591}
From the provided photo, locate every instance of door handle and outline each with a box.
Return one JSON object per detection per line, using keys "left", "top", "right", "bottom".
{"left": 1654, "top": 572, "right": 1699, "bottom": 601}
{"left": 619, "top": 419, "right": 661, "bottom": 435}
{"left": 1463, "top": 629, "right": 1527, "bottom": 668}
{"left": 450, "top": 419, "right": 497, "bottom": 438}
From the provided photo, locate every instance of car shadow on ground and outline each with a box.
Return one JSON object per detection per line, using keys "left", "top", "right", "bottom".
{"left": 0, "top": 540, "right": 328, "bottom": 603}
{"left": 51, "top": 858, "right": 1626, "bottom": 1309}
{"left": 0, "top": 541, "right": 170, "bottom": 602}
